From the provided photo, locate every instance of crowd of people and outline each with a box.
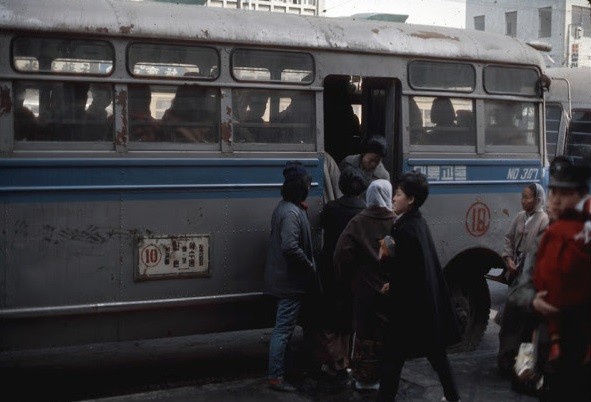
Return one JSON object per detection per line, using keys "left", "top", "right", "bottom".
{"left": 263, "top": 148, "right": 590, "bottom": 402}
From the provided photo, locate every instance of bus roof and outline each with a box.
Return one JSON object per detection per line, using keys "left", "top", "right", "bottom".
{"left": 0, "top": 0, "right": 545, "bottom": 67}
{"left": 546, "top": 67, "right": 591, "bottom": 108}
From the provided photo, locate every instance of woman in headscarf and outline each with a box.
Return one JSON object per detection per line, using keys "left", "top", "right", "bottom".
{"left": 494, "top": 183, "right": 549, "bottom": 378}
{"left": 333, "top": 179, "right": 396, "bottom": 391}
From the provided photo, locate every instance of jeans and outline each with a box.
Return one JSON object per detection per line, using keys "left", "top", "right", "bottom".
{"left": 268, "top": 297, "right": 302, "bottom": 380}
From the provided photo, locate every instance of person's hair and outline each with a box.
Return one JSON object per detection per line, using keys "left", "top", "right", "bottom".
{"left": 394, "top": 170, "right": 429, "bottom": 209}
{"left": 549, "top": 156, "right": 591, "bottom": 195}
{"left": 338, "top": 166, "right": 367, "bottom": 196}
{"left": 526, "top": 183, "right": 538, "bottom": 198}
{"left": 361, "top": 135, "right": 387, "bottom": 157}
{"left": 281, "top": 161, "right": 311, "bottom": 204}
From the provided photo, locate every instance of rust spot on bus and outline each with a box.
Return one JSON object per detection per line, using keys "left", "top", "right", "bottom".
{"left": 201, "top": 29, "right": 210, "bottom": 38}
{"left": 411, "top": 31, "right": 459, "bottom": 41}
{"left": 372, "top": 28, "right": 379, "bottom": 34}
{"left": 119, "top": 24, "right": 134, "bottom": 34}
{"left": 0, "top": 86, "right": 12, "bottom": 116}
{"left": 221, "top": 121, "right": 232, "bottom": 142}
{"left": 96, "top": 27, "right": 109, "bottom": 33}
{"left": 226, "top": 106, "right": 232, "bottom": 116}
{"left": 502, "top": 208, "right": 510, "bottom": 217}
{"left": 115, "top": 90, "right": 128, "bottom": 146}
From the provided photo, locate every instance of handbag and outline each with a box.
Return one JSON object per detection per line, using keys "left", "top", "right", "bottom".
{"left": 513, "top": 329, "right": 544, "bottom": 395}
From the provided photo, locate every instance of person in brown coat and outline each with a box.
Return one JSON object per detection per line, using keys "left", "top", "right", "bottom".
{"left": 334, "top": 179, "right": 396, "bottom": 391}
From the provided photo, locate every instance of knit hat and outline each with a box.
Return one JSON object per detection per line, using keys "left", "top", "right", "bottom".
{"left": 283, "top": 161, "right": 310, "bottom": 183}
{"left": 549, "top": 156, "right": 591, "bottom": 190}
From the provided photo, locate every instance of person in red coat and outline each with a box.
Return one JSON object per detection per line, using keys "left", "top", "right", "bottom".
{"left": 533, "top": 156, "right": 590, "bottom": 402}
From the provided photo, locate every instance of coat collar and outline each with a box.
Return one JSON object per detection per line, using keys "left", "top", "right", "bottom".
{"left": 359, "top": 205, "right": 396, "bottom": 219}
{"left": 394, "top": 208, "right": 421, "bottom": 227}
{"left": 336, "top": 195, "right": 366, "bottom": 209}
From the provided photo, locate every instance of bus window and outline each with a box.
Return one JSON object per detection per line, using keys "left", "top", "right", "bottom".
{"left": 545, "top": 104, "right": 562, "bottom": 159}
{"left": 128, "top": 43, "right": 219, "bottom": 79}
{"left": 128, "top": 84, "right": 220, "bottom": 144}
{"left": 12, "top": 37, "right": 113, "bottom": 75}
{"left": 484, "top": 100, "right": 538, "bottom": 147}
{"left": 409, "top": 96, "right": 475, "bottom": 146}
{"left": 484, "top": 66, "right": 539, "bottom": 96}
{"left": 565, "top": 109, "right": 591, "bottom": 164}
{"left": 13, "top": 81, "right": 114, "bottom": 142}
{"left": 231, "top": 49, "right": 314, "bottom": 84}
{"left": 408, "top": 60, "right": 475, "bottom": 92}
{"left": 232, "top": 88, "right": 314, "bottom": 145}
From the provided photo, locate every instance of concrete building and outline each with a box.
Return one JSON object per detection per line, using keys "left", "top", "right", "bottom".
{"left": 466, "top": 0, "right": 591, "bottom": 68}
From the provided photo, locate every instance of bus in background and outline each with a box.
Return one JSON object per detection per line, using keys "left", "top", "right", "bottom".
{"left": 0, "top": 0, "right": 547, "bottom": 353}
{"left": 545, "top": 67, "right": 591, "bottom": 165}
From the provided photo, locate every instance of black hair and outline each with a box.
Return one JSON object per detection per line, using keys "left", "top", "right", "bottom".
{"left": 338, "top": 166, "right": 368, "bottom": 196}
{"left": 361, "top": 136, "right": 387, "bottom": 157}
{"left": 394, "top": 170, "right": 429, "bottom": 209}
{"left": 281, "top": 161, "right": 311, "bottom": 204}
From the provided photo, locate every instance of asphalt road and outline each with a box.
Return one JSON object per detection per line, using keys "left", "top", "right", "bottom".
{"left": 1, "top": 271, "right": 535, "bottom": 402}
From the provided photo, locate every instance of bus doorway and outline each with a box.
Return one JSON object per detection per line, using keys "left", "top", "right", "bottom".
{"left": 323, "top": 75, "right": 400, "bottom": 178}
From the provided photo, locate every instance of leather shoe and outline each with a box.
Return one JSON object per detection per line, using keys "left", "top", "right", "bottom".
{"left": 268, "top": 380, "right": 297, "bottom": 392}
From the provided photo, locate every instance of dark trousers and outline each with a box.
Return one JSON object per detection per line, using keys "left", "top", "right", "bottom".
{"left": 377, "top": 345, "right": 460, "bottom": 402}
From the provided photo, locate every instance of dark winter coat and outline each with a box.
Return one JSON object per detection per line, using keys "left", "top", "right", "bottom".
{"left": 264, "top": 200, "right": 315, "bottom": 298}
{"left": 333, "top": 205, "right": 396, "bottom": 334}
{"left": 385, "top": 209, "right": 460, "bottom": 355}
{"left": 316, "top": 195, "right": 366, "bottom": 330}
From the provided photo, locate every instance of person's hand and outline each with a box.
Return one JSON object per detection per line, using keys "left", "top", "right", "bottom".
{"left": 380, "top": 282, "right": 390, "bottom": 295}
{"left": 532, "top": 290, "right": 560, "bottom": 317}
{"left": 505, "top": 257, "right": 517, "bottom": 273}
{"left": 378, "top": 238, "right": 391, "bottom": 261}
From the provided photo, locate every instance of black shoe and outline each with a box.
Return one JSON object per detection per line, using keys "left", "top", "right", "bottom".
{"left": 269, "top": 381, "right": 297, "bottom": 392}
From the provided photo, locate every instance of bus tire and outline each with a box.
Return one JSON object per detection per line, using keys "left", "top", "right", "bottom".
{"left": 445, "top": 272, "right": 491, "bottom": 353}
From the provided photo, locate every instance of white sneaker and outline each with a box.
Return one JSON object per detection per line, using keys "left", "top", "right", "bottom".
{"left": 354, "top": 380, "right": 380, "bottom": 391}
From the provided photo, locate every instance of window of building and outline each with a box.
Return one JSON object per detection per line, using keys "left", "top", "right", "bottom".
{"left": 505, "top": 11, "right": 517, "bottom": 37}
{"left": 572, "top": 6, "right": 591, "bottom": 38}
{"left": 539, "top": 7, "right": 552, "bottom": 38}
{"left": 474, "top": 15, "right": 485, "bottom": 31}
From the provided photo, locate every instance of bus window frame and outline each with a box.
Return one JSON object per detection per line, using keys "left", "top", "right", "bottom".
{"left": 407, "top": 59, "right": 476, "bottom": 93}
{"left": 126, "top": 42, "right": 220, "bottom": 81}
{"left": 483, "top": 64, "right": 540, "bottom": 96}
{"left": 11, "top": 36, "right": 115, "bottom": 78}
{"left": 230, "top": 48, "right": 315, "bottom": 85}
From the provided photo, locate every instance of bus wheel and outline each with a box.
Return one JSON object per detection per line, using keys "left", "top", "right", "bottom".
{"left": 446, "top": 273, "right": 490, "bottom": 353}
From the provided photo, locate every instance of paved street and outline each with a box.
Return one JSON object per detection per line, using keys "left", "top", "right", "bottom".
{"left": 2, "top": 274, "right": 538, "bottom": 402}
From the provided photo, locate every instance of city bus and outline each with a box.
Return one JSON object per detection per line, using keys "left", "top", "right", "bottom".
{"left": 545, "top": 67, "right": 591, "bottom": 165}
{"left": 0, "top": 0, "right": 548, "bottom": 353}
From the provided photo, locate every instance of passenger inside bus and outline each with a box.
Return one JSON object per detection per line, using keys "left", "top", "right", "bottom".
{"left": 428, "top": 97, "right": 457, "bottom": 144}
{"left": 85, "top": 84, "right": 112, "bottom": 141}
{"left": 13, "top": 85, "right": 40, "bottom": 141}
{"left": 323, "top": 76, "right": 360, "bottom": 164}
{"left": 162, "top": 85, "right": 217, "bottom": 143}
{"left": 235, "top": 90, "right": 270, "bottom": 143}
{"left": 279, "top": 92, "right": 312, "bottom": 144}
{"left": 128, "top": 84, "right": 163, "bottom": 142}
{"left": 49, "top": 82, "right": 89, "bottom": 141}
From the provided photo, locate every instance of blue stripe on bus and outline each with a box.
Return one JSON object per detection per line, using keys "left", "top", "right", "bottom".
{"left": 0, "top": 158, "right": 323, "bottom": 202}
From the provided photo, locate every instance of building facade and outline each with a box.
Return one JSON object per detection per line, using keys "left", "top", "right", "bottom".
{"left": 466, "top": 0, "right": 591, "bottom": 68}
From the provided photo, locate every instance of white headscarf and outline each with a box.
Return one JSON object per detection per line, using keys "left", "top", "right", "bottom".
{"left": 366, "top": 179, "right": 392, "bottom": 210}
{"left": 533, "top": 183, "right": 546, "bottom": 213}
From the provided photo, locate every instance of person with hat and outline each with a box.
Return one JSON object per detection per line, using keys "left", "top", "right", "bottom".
{"left": 508, "top": 156, "right": 590, "bottom": 401}
{"left": 264, "top": 161, "right": 316, "bottom": 393}
{"left": 339, "top": 136, "right": 390, "bottom": 199}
